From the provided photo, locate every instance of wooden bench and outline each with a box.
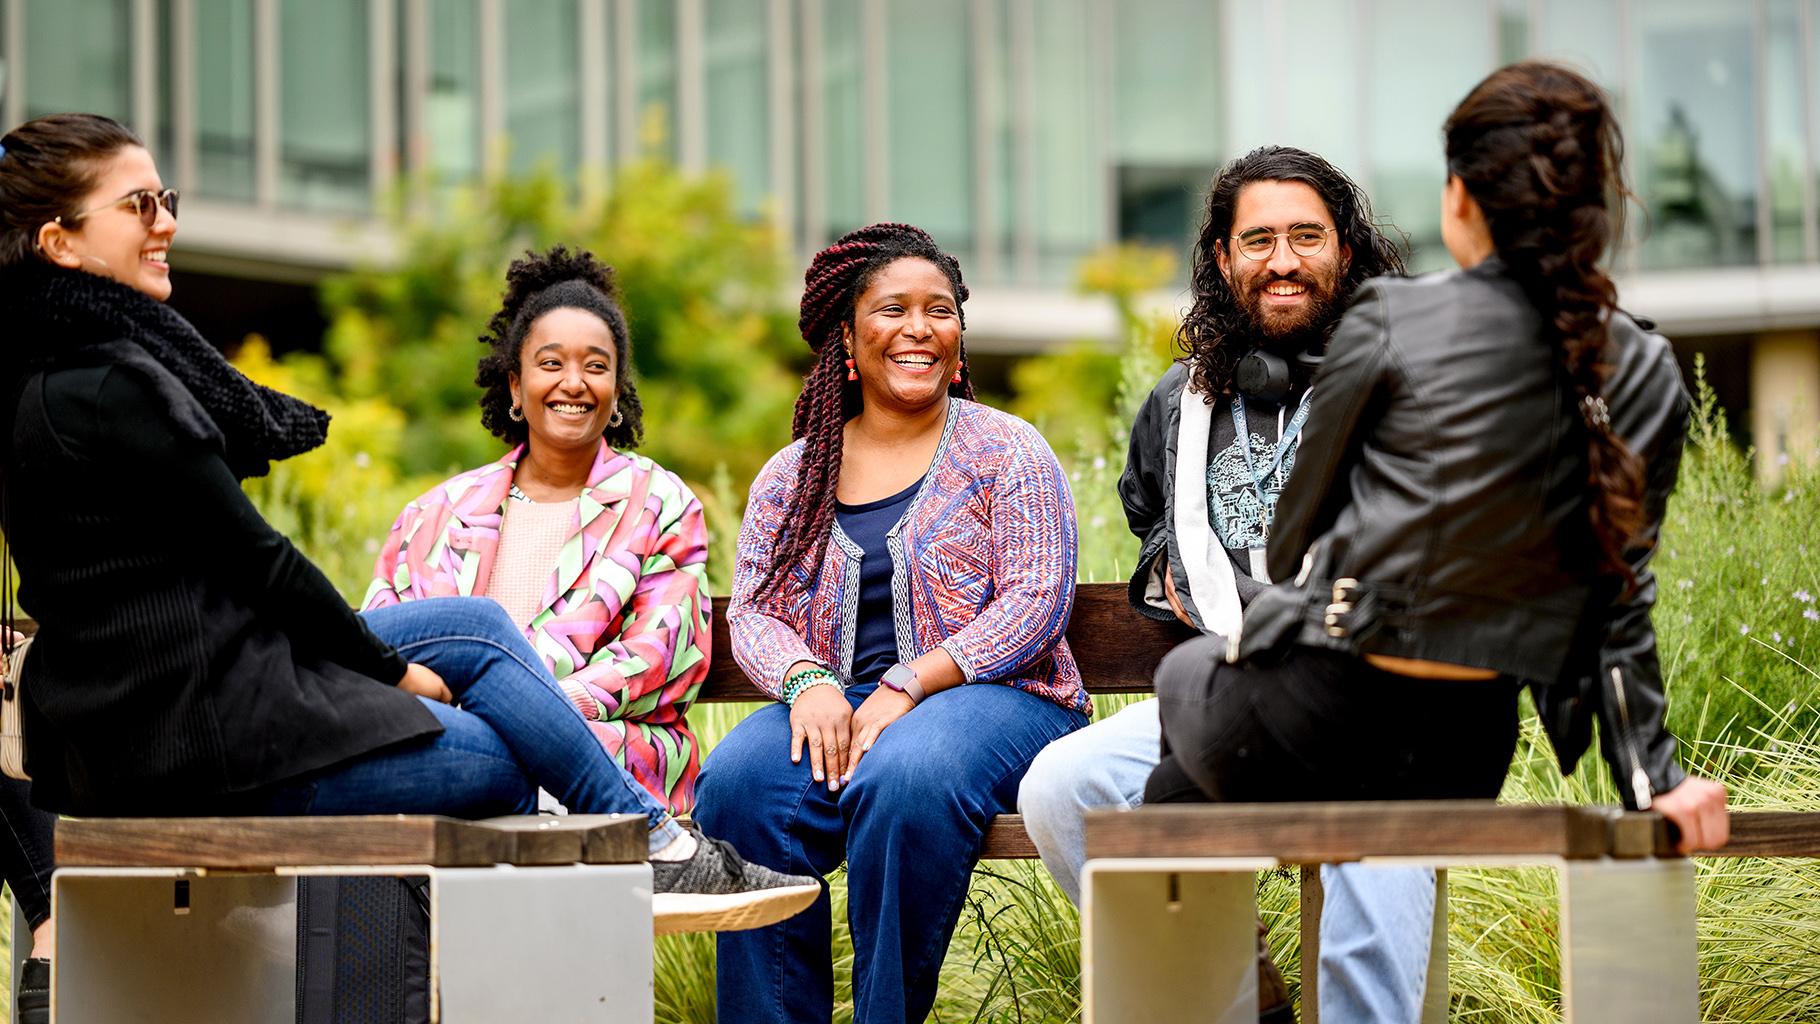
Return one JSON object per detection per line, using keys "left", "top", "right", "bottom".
{"left": 17, "top": 587, "right": 1820, "bottom": 1022}
{"left": 49, "top": 813, "right": 653, "bottom": 1023}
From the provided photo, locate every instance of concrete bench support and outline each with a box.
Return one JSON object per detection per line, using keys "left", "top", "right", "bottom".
{"left": 1559, "top": 857, "right": 1699, "bottom": 1023}
{"left": 53, "top": 862, "right": 653, "bottom": 1023}
{"left": 1082, "top": 858, "right": 1271, "bottom": 1024}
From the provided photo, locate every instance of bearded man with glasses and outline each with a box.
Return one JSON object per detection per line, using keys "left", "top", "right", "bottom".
{"left": 1019, "top": 146, "right": 1437, "bottom": 1024}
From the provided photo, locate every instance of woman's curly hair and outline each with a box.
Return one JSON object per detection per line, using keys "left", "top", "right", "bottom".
{"left": 1178, "top": 145, "right": 1407, "bottom": 398}
{"left": 761, "top": 223, "right": 974, "bottom": 593}
{"left": 475, "top": 245, "right": 643, "bottom": 450}
{"left": 1446, "top": 60, "right": 1643, "bottom": 583}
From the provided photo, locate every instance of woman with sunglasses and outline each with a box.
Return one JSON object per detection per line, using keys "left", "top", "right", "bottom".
{"left": 0, "top": 112, "right": 818, "bottom": 966}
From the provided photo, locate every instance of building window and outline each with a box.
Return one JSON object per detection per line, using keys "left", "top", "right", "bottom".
{"left": 1366, "top": 0, "right": 1493, "bottom": 272}
{"left": 883, "top": 0, "right": 972, "bottom": 264}
{"left": 23, "top": 0, "right": 131, "bottom": 122}
{"left": 505, "top": 0, "right": 580, "bottom": 177}
{"left": 704, "top": 0, "right": 768, "bottom": 214}
{"left": 816, "top": 0, "right": 864, "bottom": 244}
{"left": 278, "top": 0, "right": 371, "bottom": 212}
{"left": 1113, "top": 0, "right": 1220, "bottom": 270}
{"left": 1029, "top": 0, "right": 1100, "bottom": 283}
{"left": 195, "top": 0, "right": 255, "bottom": 201}
{"left": 1632, "top": 0, "right": 1758, "bottom": 270}
{"left": 634, "top": 0, "right": 677, "bottom": 160}
{"left": 1767, "top": 0, "right": 1812, "bottom": 263}
{"left": 426, "top": 0, "right": 480, "bottom": 183}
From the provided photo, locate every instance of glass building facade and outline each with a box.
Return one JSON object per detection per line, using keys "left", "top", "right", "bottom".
{"left": 4, "top": 0, "right": 1818, "bottom": 465}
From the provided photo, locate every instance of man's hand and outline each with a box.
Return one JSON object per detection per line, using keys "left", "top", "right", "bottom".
{"left": 845, "top": 686, "right": 917, "bottom": 781}
{"left": 790, "top": 682, "right": 854, "bottom": 791}
{"left": 1163, "top": 564, "right": 1194, "bottom": 628}
{"left": 397, "top": 663, "right": 453, "bottom": 703}
{"left": 1653, "top": 776, "right": 1729, "bottom": 853}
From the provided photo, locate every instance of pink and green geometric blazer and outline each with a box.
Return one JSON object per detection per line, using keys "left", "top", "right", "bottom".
{"left": 363, "top": 440, "right": 712, "bottom": 813}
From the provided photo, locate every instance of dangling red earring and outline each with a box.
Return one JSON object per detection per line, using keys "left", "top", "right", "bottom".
{"left": 845, "top": 357, "right": 858, "bottom": 381}
{"left": 951, "top": 361, "right": 964, "bottom": 385}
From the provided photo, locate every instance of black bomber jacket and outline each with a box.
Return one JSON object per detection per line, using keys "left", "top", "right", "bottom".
{"left": 1236, "top": 258, "right": 1690, "bottom": 808}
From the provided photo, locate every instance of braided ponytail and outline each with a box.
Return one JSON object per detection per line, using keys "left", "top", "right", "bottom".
{"left": 1445, "top": 62, "right": 1645, "bottom": 584}
{"left": 761, "top": 223, "right": 974, "bottom": 592}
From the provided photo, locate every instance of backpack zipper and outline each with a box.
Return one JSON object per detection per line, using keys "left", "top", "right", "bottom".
{"left": 1609, "top": 666, "right": 1653, "bottom": 810}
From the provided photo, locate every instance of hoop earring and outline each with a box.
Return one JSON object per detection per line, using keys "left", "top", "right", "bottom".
{"left": 508, "top": 404, "right": 524, "bottom": 423}
{"left": 609, "top": 408, "right": 624, "bottom": 428}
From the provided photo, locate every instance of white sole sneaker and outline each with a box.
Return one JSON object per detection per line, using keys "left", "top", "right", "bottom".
{"left": 653, "top": 882, "right": 821, "bottom": 935}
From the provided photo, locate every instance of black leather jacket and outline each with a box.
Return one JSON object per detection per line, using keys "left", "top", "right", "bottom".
{"left": 1237, "top": 259, "right": 1689, "bottom": 808}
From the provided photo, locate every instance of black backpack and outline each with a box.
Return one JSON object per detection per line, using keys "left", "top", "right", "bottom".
{"left": 295, "top": 875, "right": 432, "bottom": 1024}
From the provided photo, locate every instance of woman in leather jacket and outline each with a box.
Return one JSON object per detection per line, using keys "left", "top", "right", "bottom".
{"left": 1147, "top": 61, "right": 1728, "bottom": 853}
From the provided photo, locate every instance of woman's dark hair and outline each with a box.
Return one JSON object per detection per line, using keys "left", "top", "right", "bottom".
{"left": 475, "top": 245, "right": 643, "bottom": 450}
{"left": 0, "top": 113, "right": 145, "bottom": 270}
{"left": 1179, "top": 145, "right": 1407, "bottom": 398}
{"left": 763, "top": 222, "right": 974, "bottom": 592}
{"left": 1445, "top": 60, "right": 1644, "bottom": 581}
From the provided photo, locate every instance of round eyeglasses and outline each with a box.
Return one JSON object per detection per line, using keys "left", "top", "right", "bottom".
{"left": 1230, "top": 224, "right": 1335, "bottom": 261}
{"left": 57, "top": 188, "right": 181, "bottom": 230}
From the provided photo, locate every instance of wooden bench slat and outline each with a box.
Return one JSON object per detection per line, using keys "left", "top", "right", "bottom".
{"left": 1084, "top": 803, "right": 1614, "bottom": 862}
{"left": 698, "top": 582, "right": 1189, "bottom": 702}
{"left": 58, "top": 816, "right": 514, "bottom": 869}
{"left": 477, "top": 814, "right": 646, "bottom": 864}
{"left": 1685, "top": 810, "right": 1820, "bottom": 858}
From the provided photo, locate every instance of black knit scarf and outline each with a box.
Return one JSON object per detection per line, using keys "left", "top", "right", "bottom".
{"left": 2, "top": 262, "right": 329, "bottom": 479}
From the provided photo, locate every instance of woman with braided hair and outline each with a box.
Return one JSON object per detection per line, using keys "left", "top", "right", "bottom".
{"left": 696, "top": 223, "right": 1088, "bottom": 1022}
{"left": 1148, "top": 61, "right": 1728, "bottom": 855}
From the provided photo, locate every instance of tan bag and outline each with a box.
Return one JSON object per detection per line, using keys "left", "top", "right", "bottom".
{"left": 2, "top": 634, "right": 32, "bottom": 781}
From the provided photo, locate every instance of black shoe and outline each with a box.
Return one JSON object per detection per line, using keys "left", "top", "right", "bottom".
{"left": 651, "top": 827, "right": 820, "bottom": 935}
{"left": 17, "top": 956, "right": 49, "bottom": 1024}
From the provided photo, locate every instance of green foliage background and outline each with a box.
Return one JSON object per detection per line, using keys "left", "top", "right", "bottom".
{"left": 220, "top": 165, "right": 1820, "bottom": 1021}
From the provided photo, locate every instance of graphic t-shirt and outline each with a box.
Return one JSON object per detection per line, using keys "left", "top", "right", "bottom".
{"left": 1205, "top": 390, "right": 1308, "bottom": 582}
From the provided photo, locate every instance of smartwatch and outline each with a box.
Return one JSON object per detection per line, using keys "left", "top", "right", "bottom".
{"left": 880, "top": 663, "right": 926, "bottom": 704}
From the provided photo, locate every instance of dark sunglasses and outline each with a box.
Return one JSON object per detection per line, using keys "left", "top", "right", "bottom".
{"left": 57, "top": 188, "right": 181, "bottom": 230}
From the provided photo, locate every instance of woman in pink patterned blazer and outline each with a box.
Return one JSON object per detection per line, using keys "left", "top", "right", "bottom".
{"left": 364, "top": 247, "right": 712, "bottom": 814}
{"left": 696, "top": 224, "right": 1089, "bottom": 1024}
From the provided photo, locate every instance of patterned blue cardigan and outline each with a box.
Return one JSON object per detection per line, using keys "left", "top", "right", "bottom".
{"left": 728, "top": 398, "right": 1089, "bottom": 714}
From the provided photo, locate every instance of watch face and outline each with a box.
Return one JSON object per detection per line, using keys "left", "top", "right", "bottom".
{"left": 882, "top": 664, "right": 914, "bottom": 689}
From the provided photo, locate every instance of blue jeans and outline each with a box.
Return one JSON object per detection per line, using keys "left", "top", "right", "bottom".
{"left": 1017, "top": 697, "right": 1436, "bottom": 1024}
{"left": 696, "top": 682, "right": 1085, "bottom": 1024}
{"left": 248, "top": 597, "right": 681, "bottom": 852}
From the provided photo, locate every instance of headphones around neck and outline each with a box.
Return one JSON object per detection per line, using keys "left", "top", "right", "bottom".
{"left": 1234, "top": 345, "right": 1324, "bottom": 404}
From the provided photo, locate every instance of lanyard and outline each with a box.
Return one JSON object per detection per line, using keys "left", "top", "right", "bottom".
{"left": 1231, "top": 387, "right": 1313, "bottom": 539}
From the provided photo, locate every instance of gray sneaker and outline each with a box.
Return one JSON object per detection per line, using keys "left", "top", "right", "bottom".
{"left": 651, "top": 829, "right": 820, "bottom": 934}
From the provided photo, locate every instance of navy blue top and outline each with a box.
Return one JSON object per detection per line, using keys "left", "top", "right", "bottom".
{"left": 835, "top": 475, "right": 923, "bottom": 689}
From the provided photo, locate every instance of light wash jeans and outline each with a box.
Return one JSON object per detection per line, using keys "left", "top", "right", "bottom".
{"left": 1017, "top": 697, "right": 1437, "bottom": 1024}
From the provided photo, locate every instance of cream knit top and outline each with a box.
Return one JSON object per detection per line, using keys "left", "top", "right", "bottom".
{"left": 485, "top": 496, "right": 577, "bottom": 629}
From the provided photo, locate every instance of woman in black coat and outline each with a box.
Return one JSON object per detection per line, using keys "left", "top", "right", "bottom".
{"left": 0, "top": 113, "right": 816, "bottom": 934}
{"left": 1148, "top": 63, "right": 1728, "bottom": 852}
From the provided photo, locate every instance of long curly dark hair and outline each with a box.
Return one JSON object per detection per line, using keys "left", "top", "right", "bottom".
{"left": 1178, "top": 146, "right": 1407, "bottom": 398}
{"left": 1445, "top": 61, "right": 1644, "bottom": 581}
{"left": 474, "top": 245, "right": 643, "bottom": 450}
{"left": 761, "top": 223, "right": 975, "bottom": 593}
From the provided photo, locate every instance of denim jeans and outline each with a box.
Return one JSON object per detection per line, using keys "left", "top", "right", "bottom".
{"left": 0, "top": 776, "right": 55, "bottom": 929}
{"left": 1017, "top": 696, "right": 1438, "bottom": 1024}
{"left": 695, "top": 681, "right": 1085, "bottom": 1024}
{"left": 246, "top": 597, "right": 681, "bottom": 852}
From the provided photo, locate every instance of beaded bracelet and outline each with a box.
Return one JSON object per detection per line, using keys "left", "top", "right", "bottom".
{"left": 782, "top": 666, "right": 842, "bottom": 706}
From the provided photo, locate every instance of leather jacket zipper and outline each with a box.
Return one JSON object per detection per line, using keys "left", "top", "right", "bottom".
{"left": 1609, "top": 666, "right": 1653, "bottom": 810}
